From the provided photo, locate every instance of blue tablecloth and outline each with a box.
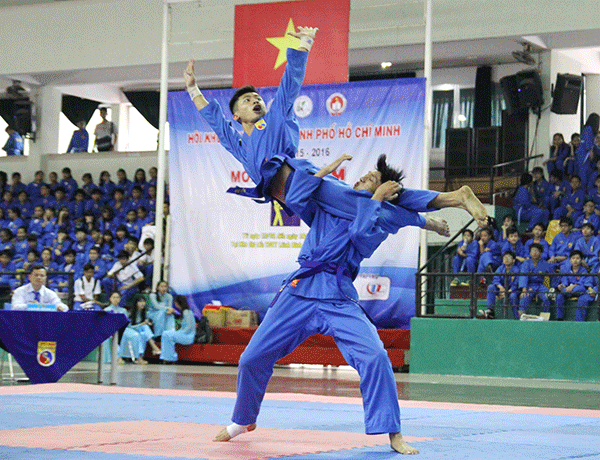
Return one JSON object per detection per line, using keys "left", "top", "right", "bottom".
{"left": 0, "top": 310, "right": 129, "bottom": 384}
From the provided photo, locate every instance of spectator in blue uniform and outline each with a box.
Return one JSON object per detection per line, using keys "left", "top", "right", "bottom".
{"left": 501, "top": 226, "right": 526, "bottom": 264}
{"left": 555, "top": 250, "right": 596, "bottom": 321}
{"left": 477, "top": 227, "right": 502, "bottom": 274}
{"left": 513, "top": 173, "right": 550, "bottom": 231}
{"left": 524, "top": 223, "right": 550, "bottom": 260}
{"left": 548, "top": 217, "right": 578, "bottom": 271}
{"left": 518, "top": 243, "right": 552, "bottom": 318}
{"left": 531, "top": 166, "right": 550, "bottom": 210}
{"left": 66, "top": 119, "right": 89, "bottom": 153}
{"left": 2, "top": 126, "right": 23, "bottom": 156}
{"left": 574, "top": 199, "right": 600, "bottom": 232}
{"left": 574, "top": 223, "right": 599, "bottom": 271}
{"left": 553, "top": 174, "right": 585, "bottom": 222}
{"left": 485, "top": 251, "right": 520, "bottom": 319}
{"left": 451, "top": 229, "right": 479, "bottom": 283}
{"left": 544, "top": 133, "right": 570, "bottom": 176}
{"left": 27, "top": 170, "right": 46, "bottom": 202}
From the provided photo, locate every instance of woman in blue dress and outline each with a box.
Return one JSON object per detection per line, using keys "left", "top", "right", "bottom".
{"left": 159, "top": 295, "right": 196, "bottom": 363}
{"left": 147, "top": 280, "right": 176, "bottom": 337}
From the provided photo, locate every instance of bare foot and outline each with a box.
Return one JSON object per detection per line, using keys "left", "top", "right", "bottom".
{"left": 136, "top": 358, "right": 148, "bottom": 365}
{"left": 423, "top": 217, "right": 450, "bottom": 237}
{"left": 116, "top": 357, "right": 125, "bottom": 364}
{"left": 152, "top": 349, "right": 161, "bottom": 356}
{"left": 459, "top": 186, "right": 488, "bottom": 228}
{"left": 389, "top": 432, "right": 419, "bottom": 455}
{"left": 213, "top": 423, "right": 257, "bottom": 442}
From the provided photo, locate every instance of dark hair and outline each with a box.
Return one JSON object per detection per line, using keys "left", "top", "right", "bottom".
{"left": 375, "top": 154, "right": 404, "bottom": 204}
{"left": 29, "top": 264, "right": 45, "bottom": 273}
{"left": 529, "top": 242, "right": 543, "bottom": 253}
{"left": 532, "top": 222, "right": 546, "bottom": 232}
{"left": 462, "top": 229, "right": 474, "bottom": 238}
{"left": 117, "top": 250, "right": 130, "bottom": 260}
{"left": 127, "top": 236, "right": 139, "bottom": 246}
{"left": 502, "top": 250, "right": 516, "bottom": 260}
{"left": 550, "top": 169, "right": 564, "bottom": 181}
{"left": 83, "top": 263, "right": 95, "bottom": 271}
{"left": 143, "top": 237, "right": 154, "bottom": 247}
{"left": 506, "top": 226, "right": 519, "bottom": 237}
{"left": 559, "top": 216, "right": 573, "bottom": 226}
{"left": 63, "top": 249, "right": 76, "bottom": 257}
{"left": 585, "top": 113, "right": 600, "bottom": 135}
{"left": 570, "top": 249, "right": 584, "bottom": 259}
{"left": 174, "top": 294, "right": 190, "bottom": 311}
{"left": 520, "top": 172, "right": 533, "bottom": 186}
{"left": 480, "top": 227, "right": 494, "bottom": 238}
{"left": 571, "top": 132, "right": 580, "bottom": 141}
{"left": 229, "top": 85, "right": 259, "bottom": 114}
{"left": 582, "top": 222, "right": 595, "bottom": 231}
{"left": 531, "top": 166, "right": 544, "bottom": 176}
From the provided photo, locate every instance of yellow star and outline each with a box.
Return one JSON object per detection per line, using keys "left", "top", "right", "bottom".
{"left": 266, "top": 18, "right": 300, "bottom": 70}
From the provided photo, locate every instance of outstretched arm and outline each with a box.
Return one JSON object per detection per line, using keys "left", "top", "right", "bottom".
{"left": 184, "top": 59, "right": 209, "bottom": 110}
{"left": 315, "top": 154, "right": 352, "bottom": 178}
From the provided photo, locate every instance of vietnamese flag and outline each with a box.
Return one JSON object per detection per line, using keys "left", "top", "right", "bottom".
{"left": 233, "top": 0, "right": 349, "bottom": 88}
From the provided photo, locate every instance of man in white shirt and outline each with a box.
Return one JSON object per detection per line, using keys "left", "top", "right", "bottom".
{"left": 11, "top": 265, "right": 69, "bottom": 311}
{"left": 73, "top": 263, "right": 102, "bottom": 310}
{"left": 102, "top": 250, "right": 145, "bottom": 306}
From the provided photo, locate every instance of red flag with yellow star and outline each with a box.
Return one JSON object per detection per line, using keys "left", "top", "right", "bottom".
{"left": 233, "top": 0, "right": 349, "bottom": 88}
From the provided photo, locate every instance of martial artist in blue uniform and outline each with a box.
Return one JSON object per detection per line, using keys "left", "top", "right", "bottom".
{"left": 573, "top": 223, "right": 599, "bottom": 270}
{"left": 184, "top": 27, "right": 488, "bottom": 230}
{"left": 518, "top": 243, "right": 552, "bottom": 318}
{"left": 213, "top": 156, "right": 422, "bottom": 454}
{"left": 553, "top": 175, "right": 585, "bottom": 222}
{"left": 452, "top": 229, "right": 479, "bottom": 274}
{"left": 548, "top": 217, "right": 579, "bottom": 271}
{"left": 512, "top": 173, "right": 549, "bottom": 232}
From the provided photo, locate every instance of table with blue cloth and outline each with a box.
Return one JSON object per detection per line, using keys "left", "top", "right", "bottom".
{"left": 0, "top": 310, "right": 129, "bottom": 384}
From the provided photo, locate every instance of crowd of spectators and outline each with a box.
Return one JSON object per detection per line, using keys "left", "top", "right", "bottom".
{"left": 0, "top": 165, "right": 169, "bottom": 310}
{"left": 452, "top": 128, "right": 600, "bottom": 321}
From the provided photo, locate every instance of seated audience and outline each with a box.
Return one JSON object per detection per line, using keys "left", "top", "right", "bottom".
{"left": 513, "top": 173, "right": 550, "bottom": 231}
{"left": 574, "top": 200, "right": 600, "bottom": 232}
{"left": 73, "top": 263, "right": 102, "bottom": 310}
{"left": 574, "top": 223, "right": 599, "bottom": 271}
{"left": 477, "top": 227, "right": 502, "bottom": 274}
{"left": 523, "top": 223, "right": 549, "bottom": 260}
{"left": 103, "top": 250, "right": 145, "bottom": 307}
{"left": 501, "top": 226, "right": 526, "bottom": 263}
{"left": 553, "top": 175, "right": 585, "bottom": 222}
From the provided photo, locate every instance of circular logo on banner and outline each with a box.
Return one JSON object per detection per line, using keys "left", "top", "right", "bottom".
{"left": 294, "top": 96, "right": 313, "bottom": 118}
{"left": 38, "top": 350, "right": 55, "bottom": 367}
{"left": 326, "top": 93, "right": 347, "bottom": 116}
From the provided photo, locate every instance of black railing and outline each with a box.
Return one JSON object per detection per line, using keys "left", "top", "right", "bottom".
{"left": 415, "top": 271, "right": 600, "bottom": 321}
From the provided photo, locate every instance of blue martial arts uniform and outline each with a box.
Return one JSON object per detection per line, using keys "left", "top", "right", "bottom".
{"left": 200, "top": 47, "right": 439, "bottom": 226}
{"left": 231, "top": 172, "right": 418, "bottom": 435}
{"left": 486, "top": 263, "right": 520, "bottom": 318}
{"left": 555, "top": 266, "right": 595, "bottom": 321}
{"left": 523, "top": 238, "right": 549, "bottom": 261}
{"left": 518, "top": 258, "right": 552, "bottom": 316}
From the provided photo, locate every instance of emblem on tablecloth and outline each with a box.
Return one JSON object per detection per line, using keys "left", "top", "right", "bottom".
{"left": 37, "top": 341, "right": 56, "bottom": 367}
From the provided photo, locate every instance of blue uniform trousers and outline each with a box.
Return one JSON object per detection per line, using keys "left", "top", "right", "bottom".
{"left": 519, "top": 285, "right": 551, "bottom": 316}
{"left": 486, "top": 285, "right": 519, "bottom": 317}
{"left": 233, "top": 287, "right": 401, "bottom": 435}
{"left": 452, "top": 253, "right": 476, "bottom": 273}
{"left": 555, "top": 288, "right": 593, "bottom": 321}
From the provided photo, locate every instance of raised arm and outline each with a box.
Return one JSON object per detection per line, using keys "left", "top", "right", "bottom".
{"left": 184, "top": 59, "right": 209, "bottom": 110}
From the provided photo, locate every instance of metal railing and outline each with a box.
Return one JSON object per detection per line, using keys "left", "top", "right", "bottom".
{"left": 415, "top": 271, "right": 600, "bottom": 321}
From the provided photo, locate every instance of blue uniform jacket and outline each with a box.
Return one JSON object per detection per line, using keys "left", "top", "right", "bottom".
{"left": 518, "top": 259, "right": 552, "bottom": 288}
{"left": 549, "top": 231, "right": 579, "bottom": 258}
{"left": 491, "top": 264, "right": 520, "bottom": 291}
{"left": 523, "top": 238, "right": 550, "bottom": 260}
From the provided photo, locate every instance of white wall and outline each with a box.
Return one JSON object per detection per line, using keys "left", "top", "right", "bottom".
{"left": 1, "top": 0, "right": 600, "bottom": 76}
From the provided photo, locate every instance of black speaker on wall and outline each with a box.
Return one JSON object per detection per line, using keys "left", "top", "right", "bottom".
{"left": 475, "top": 127, "right": 501, "bottom": 176}
{"left": 445, "top": 128, "right": 473, "bottom": 177}
{"left": 500, "top": 70, "right": 544, "bottom": 115}
{"left": 551, "top": 73, "right": 583, "bottom": 114}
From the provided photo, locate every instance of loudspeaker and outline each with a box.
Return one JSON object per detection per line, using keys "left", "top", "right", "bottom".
{"left": 500, "top": 70, "right": 544, "bottom": 115}
{"left": 551, "top": 73, "right": 582, "bottom": 114}
{"left": 501, "top": 110, "right": 529, "bottom": 175}
{"left": 445, "top": 128, "right": 473, "bottom": 177}
{"left": 515, "top": 70, "right": 544, "bottom": 111}
{"left": 474, "top": 66, "right": 492, "bottom": 128}
{"left": 474, "top": 127, "right": 501, "bottom": 176}
{"left": 13, "top": 99, "right": 35, "bottom": 136}
{"left": 500, "top": 74, "right": 523, "bottom": 116}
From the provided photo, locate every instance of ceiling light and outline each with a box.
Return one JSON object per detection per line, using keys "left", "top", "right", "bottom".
{"left": 381, "top": 62, "right": 392, "bottom": 69}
